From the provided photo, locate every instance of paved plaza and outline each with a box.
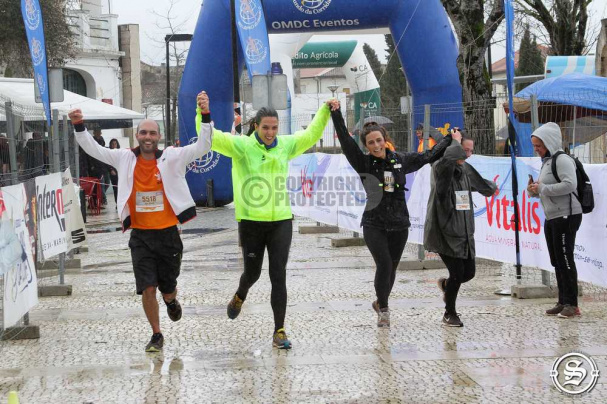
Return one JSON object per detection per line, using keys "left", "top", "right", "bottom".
{"left": 1, "top": 206, "right": 606, "bottom": 403}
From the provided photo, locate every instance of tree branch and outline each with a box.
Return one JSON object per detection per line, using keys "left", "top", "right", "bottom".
{"left": 483, "top": 1, "right": 505, "bottom": 49}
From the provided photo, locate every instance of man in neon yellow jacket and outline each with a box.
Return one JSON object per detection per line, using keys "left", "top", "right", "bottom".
{"left": 196, "top": 91, "right": 338, "bottom": 349}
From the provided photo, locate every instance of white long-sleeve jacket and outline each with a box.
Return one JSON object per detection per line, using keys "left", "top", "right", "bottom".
{"left": 74, "top": 123, "right": 213, "bottom": 230}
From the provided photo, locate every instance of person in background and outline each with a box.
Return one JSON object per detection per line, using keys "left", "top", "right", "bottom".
{"left": 108, "top": 138, "right": 120, "bottom": 207}
{"left": 93, "top": 129, "right": 109, "bottom": 205}
{"left": 22, "top": 132, "right": 46, "bottom": 179}
{"left": 416, "top": 123, "right": 437, "bottom": 152}
{"left": 0, "top": 135, "right": 9, "bottom": 186}
{"left": 424, "top": 128, "right": 497, "bottom": 327}
{"left": 384, "top": 131, "right": 396, "bottom": 152}
{"left": 462, "top": 136, "right": 474, "bottom": 158}
{"left": 527, "top": 122, "right": 582, "bottom": 319}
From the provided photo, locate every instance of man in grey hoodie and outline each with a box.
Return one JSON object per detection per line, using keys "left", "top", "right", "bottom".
{"left": 527, "top": 122, "right": 582, "bottom": 319}
{"left": 424, "top": 129, "right": 497, "bottom": 327}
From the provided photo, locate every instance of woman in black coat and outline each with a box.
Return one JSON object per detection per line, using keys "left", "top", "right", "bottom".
{"left": 331, "top": 108, "right": 451, "bottom": 327}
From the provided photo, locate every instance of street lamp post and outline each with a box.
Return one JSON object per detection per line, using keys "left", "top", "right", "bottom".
{"left": 165, "top": 33, "right": 193, "bottom": 147}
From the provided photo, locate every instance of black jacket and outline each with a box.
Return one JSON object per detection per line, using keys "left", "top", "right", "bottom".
{"left": 331, "top": 109, "right": 451, "bottom": 231}
{"left": 423, "top": 140, "right": 497, "bottom": 259}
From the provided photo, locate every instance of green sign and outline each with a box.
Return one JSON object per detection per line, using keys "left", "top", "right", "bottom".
{"left": 292, "top": 41, "right": 357, "bottom": 68}
{"left": 354, "top": 89, "right": 381, "bottom": 123}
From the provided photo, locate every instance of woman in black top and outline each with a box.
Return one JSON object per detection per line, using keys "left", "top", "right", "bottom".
{"left": 331, "top": 108, "right": 451, "bottom": 327}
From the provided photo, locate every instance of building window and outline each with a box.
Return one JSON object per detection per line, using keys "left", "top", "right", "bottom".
{"left": 63, "top": 69, "right": 87, "bottom": 96}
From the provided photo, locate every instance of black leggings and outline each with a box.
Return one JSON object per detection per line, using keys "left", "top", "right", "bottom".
{"left": 438, "top": 253, "right": 476, "bottom": 315}
{"left": 363, "top": 226, "right": 409, "bottom": 309}
{"left": 237, "top": 219, "right": 293, "bottom": 331}
{"left": 545, "top": 214, "right": 582, "bottom": 307}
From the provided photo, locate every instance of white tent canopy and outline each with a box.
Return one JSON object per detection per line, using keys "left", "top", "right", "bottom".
{"left": 0, "top": 78, "right": 144, "bottom": 124}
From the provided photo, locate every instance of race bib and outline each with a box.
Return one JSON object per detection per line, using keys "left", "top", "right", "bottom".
{"left": 384, "top": 171, "right": 395, "bottom": 193}
{"left": 136, "top": 191, "right": 164, "bottom": 212}
{"left": 455, "top": 190, "right": 470, "bottom": 210}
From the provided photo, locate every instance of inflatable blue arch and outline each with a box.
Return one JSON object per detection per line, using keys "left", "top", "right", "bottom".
{"left": 179, "top": 0, "right": 464, "bottom": 205}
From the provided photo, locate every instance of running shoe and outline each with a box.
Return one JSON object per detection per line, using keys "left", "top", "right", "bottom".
{"left": 227, "top": 293, "right": 244, "bottom": 319}
{"left": 272, "top": 328, "right": 292, "bottom": 349}
{"left": 145, "top": 333, "right": 164, "bottom": 352}
{"left": 165, "top": 298, "right": 182, "bottom": 322}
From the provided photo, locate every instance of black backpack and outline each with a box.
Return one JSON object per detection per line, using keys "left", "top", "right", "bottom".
{"left": 551, "top": 151, "right": 594, "bottom": 214}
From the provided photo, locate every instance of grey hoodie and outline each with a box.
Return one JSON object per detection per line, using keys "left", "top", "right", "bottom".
{"left": 529, "top": 122, "right": 581, "bottom": 220}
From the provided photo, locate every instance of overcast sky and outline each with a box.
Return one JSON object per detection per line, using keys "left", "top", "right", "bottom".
{"left": 108, "top": 0, "right": 607, "bottom": 66}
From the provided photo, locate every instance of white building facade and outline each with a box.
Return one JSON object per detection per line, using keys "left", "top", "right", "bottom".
{"left": 65, "top": 0, "right": 124, "bottom": 106}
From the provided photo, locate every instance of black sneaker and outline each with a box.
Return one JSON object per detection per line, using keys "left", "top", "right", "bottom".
{"left": 442, "top": 312, "right": 463, "bottom": 327}
{"left": 145, "top": 333, "right": 164, "bottom": 352}
{"left": 227, "top": 293, "right": 244, "bottom": 319}
{"left": 164, "top": 298, "right": 182, "bottom": 322}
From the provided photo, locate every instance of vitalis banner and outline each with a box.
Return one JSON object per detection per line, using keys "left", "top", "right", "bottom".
{"left": 406, "top": 157, "right": 607, "bottom": 287}
{"left": 288, "top": 155, "right": 607, "bottom": 288}
{"left": 35, "top": 172, "right": 67, "bottom": 259}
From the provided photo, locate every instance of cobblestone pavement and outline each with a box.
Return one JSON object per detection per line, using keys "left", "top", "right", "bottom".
{"left": 1, "top": 206, "right": 606, "bottom": 403}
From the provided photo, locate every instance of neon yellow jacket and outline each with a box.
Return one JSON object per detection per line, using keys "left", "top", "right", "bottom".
{"left": 196, "top": 104, "right": 330, "bottom": 221}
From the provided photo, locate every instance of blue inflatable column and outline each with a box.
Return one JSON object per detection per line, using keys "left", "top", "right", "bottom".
{"left": 178, "top": 0, "right": 236, "bottom": 204}
{"left": 390, "top": 0, "right": 464, "bottom": 138}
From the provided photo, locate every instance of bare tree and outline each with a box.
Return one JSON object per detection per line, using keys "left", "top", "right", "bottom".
{"left": 517, "top": 0, "right": 595, "bottom": 55}
{"left": 441, "top": 0, "right": 505, "bottom": 154}
{"left": 148, "top": 0, "right": 194, "bottom": 142}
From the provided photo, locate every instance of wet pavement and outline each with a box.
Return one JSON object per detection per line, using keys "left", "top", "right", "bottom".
{"left": 1, "top": 205, "right": 606, "bottom": 403}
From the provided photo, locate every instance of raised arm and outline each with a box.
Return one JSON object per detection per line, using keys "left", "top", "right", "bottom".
{"left": 331, "top": 107, "right": 366, "bottom": 173}
{"left": 288, "top": 101, "right": 335, "bottom": 159}
{"left": 68, "top": 109, "right": 125, "bottom": 168}
{"left": 195, "top": 90, "right": 243, "bottom": 160}
{"left": 465, "top": 164, "right": 497, "bottom": 197}
{"left": 397, "top": 130, "right": 453, "bottom": 174}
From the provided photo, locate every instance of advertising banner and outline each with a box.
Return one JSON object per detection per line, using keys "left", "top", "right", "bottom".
{"left": 1, "top": 184, "right": 39, "bottom": 328}
{"left": 289, "top": 153, "right": 365, "bottom": 232}
{"left": 35, "top": 173, "right": 67, "bottom": 259}
{"left": 21, "top": 0, "right": 51, "bottom": 127}
{"left": 235, "top": 0, "right": 271, "bottom": 78}
{"left": 62, "top": 168, "right": 86, "bottom": 250}
{"left": 289, "top": 154, "right": 607, "bottom": 287}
